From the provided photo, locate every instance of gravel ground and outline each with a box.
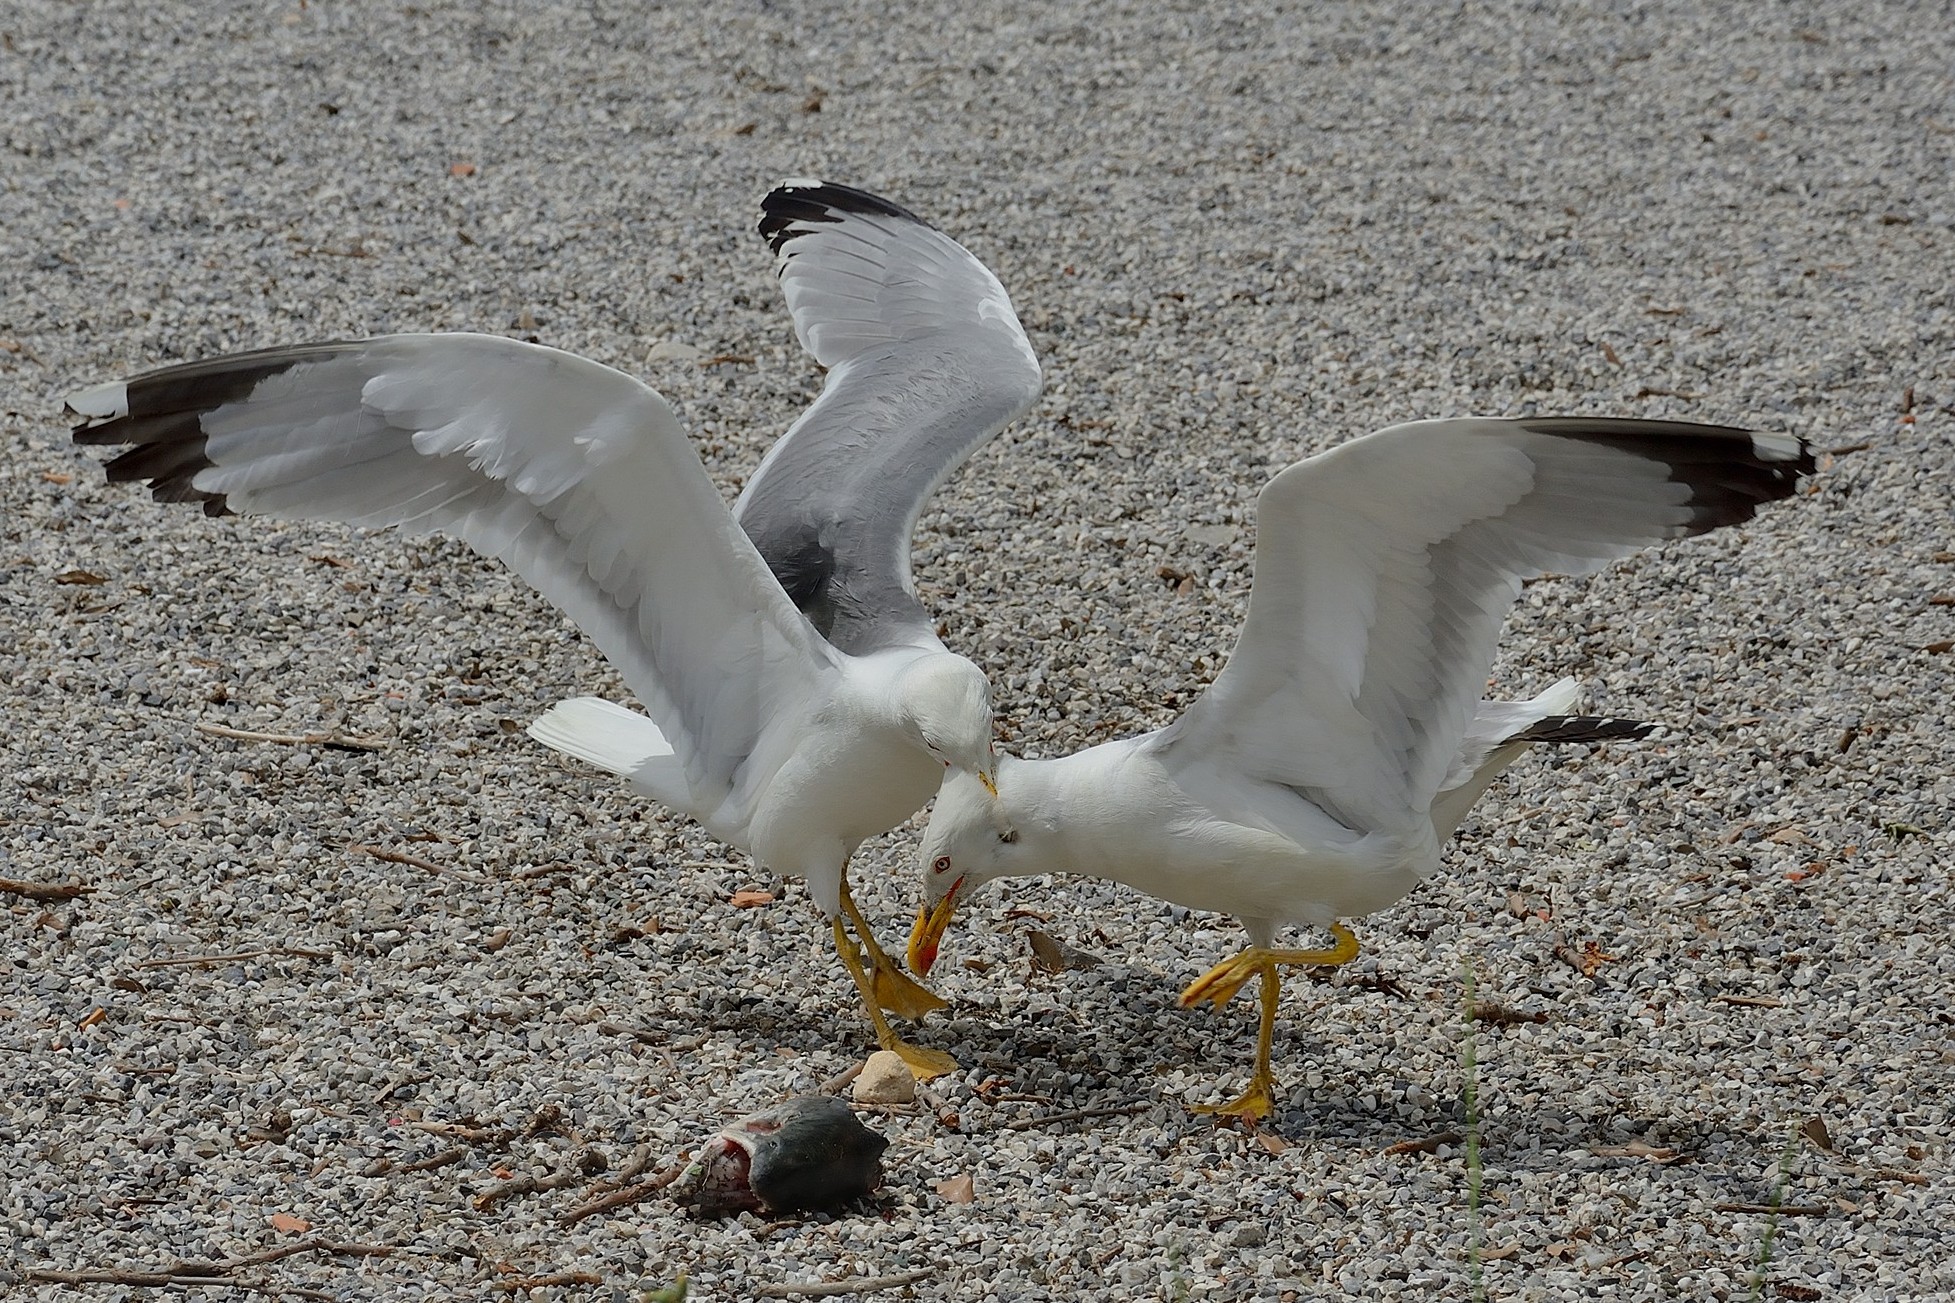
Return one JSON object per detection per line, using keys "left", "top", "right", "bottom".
{"left": 4, "top": 2, "right": 1952, "bottom": 1299}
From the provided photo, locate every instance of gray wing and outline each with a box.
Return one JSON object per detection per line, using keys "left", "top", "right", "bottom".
{"left": 67, "top": 333, "right": 841, "bottom": 840}
{"left": 1161, "top": 417, "right": 1813, "bottom": 839}
{"left": 736, "top": 180, "right": 1043, "bottom": 655}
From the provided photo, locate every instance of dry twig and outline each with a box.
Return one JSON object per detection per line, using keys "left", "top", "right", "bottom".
{"left": 757, "top": 1268, "right": 938, "bottom": 1298}
{"left": 1382, "top": 1131, "right": 1463, "bottom": 1156}
{"left": 26, "top": 1238, "right": 398, "bottom": 1289}
{"left": 398, "top": 1147, "right": 469, "bottom": 1173}
{"left": 497, "top": 1271, "right": 603, "bottom": 1290}
{"left": 195, "top": 721, "right": 388, "bottom": 751}
{"left": 132, "top": 946, "right": 332, "bottom": 970}
{"left": 0, "top": 877, "right": 93, "bottom": 901}
{"left": 349, "top": 843, "right": 486, "bottom": 882}
{"left": 558, "top": 1160, "right": 689, "bottom": 1226}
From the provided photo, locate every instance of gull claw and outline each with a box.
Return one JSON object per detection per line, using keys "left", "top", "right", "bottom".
{"left": 883, "top": 1036, "right": 959, "bottom": 1081}
{"left": 1190, "top": 1073, "right": 1277, "bottom": 1121}
{"left": 1179, "top": 954, "right": 1260, "bottom": 1010}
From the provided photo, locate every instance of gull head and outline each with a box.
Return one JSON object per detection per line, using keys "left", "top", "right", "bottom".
{"left": 907, "top": 759, "right": 1034, "bottom": 976}
{"left": 900, "top": 654, "right": 998, "bottom": 797}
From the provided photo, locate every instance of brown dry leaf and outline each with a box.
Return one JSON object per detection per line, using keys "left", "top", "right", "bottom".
{"left": 1784, "top": 862, "right": 1826, "bottom": 883}
{"left": 1382, "top": 1131, "right": 1461, "bottom": 1156}
{"left": 1766, "top": 826, "right": 1813, "bottom": 846}
{"left": 270, "top": 1212, "right": 311, "bottom": 1234}
{"left": 1802, "top": 1116, "right": 1833, "bottom": 1151}
{"left": 54, "top": 569, "right": 111, "bottom": 586}
{"left": 935, "top": 1174, "right": 975, "bottom": 1203}
{"left": 1027, "top": 929, "right": 1101, "bottom": 974}
{"left": 1254, "top": 1131, "right": 1290, "bottom": 1155}
{"left": 1776, "top": 1284, "right": 1822, "bottom": 1301}
{"left": 729, "top": 889, "right": 775, "bottom": 908}
{"left": 1591, "top": 1139, "right": 1693, "bottom": 1165}
{"left": 1576, "top": 941, "right": 1615, "bottom": 977}
{"left": 450, "top": 161, "right": 477, "bottom": 176}
{"left": 1002, "top": 906, "right": 1051, "bottom": 923}
{"left": 1480, "top": 1244, "right": 1522, "bottom": 1262}
{"left": 1923, "top": 640, "right": 1954, "bottom": 654}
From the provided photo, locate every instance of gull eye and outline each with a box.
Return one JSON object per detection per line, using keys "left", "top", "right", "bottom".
{"left": 998, "top": 829, "right": 1019, "bottom": 845}
{"left": 932, "top": 855, "right": 953, "bottom": 874}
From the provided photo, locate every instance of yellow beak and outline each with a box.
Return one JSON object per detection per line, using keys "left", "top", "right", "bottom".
{"left": 907, "top": 891, "right": 960, "bottom": 977}
{"left": 979, "top": 770, "right": 999, "bottom": 799}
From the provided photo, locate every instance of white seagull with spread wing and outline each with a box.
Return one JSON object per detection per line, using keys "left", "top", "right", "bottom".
{"left": 909, "top": 416, "right": 1812, "bottom": 1116}
{"left": 69, "top": 180, "right": 1042, "bottom": 1077}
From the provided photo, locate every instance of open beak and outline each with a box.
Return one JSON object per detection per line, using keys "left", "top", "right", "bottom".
{"left": 907, "top": 884, "right": 962, "bottom": 977}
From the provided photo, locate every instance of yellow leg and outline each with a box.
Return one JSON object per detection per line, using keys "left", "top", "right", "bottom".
{"left": 832, "top": 919, "right": 958, "bottom": 1080}
{"left": 839, "top": 878, "right": 948, "bottom": 1021}
{"left": 1177, "top": 924, "right": 1361, "bottom": 1121}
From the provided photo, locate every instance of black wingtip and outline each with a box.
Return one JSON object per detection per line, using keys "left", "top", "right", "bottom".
{"left": 1516, "top": 417, "right": 1816, "bottom": 533}
{"left": 69, "top": 346, "right": 327, "bottom": 519}
{"left": 757, "top": 180, "right": 930, "bottom": 256}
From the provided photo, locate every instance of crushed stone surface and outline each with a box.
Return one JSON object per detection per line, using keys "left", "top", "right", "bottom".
{"left": 3, "top": 1, "right": 1952, "bottom": 1299}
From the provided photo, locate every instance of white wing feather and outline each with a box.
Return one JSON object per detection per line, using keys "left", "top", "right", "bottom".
{"left": 1165, "top": 417, "right": 1802, "bottom": 836}
{"left": 71, "top": 333, "right": 839, "bottom": 841}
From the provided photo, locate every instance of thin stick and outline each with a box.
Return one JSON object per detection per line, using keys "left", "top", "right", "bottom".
{"left": 757, "top": 1268, "right": 937, "bottom": 1298}
{"left": 195, "top": 721, "right": 388, "bottom": 752}
{"left": 350, "top": 843, "right": 447, "bottom": 873}
{"left": 0, "top": 877, "right": 93, "bottom": 901}
{"left": 473, "top": 1168, "right": 586, "bottom": 1212}
{"left": 998, "top": 1103, "right": 1149, "bottom": 1131}
{"left": 558, "top": 1161, "right": 689, "bottom": 1226}
{"left": 346, "top": 843, "right": 485, "bottom": 882}
{"left": 398, "top": 1147, "right": 469, "bottom": 1173}
{"left": 132, "top": 947, "right": 332, "bottom": 970}
{"left": 25, "top": 1238, "right": 398, "bottom": 1287}
{"left": 1381, "top": 1131, "right": 1462, "bottom": 1156}
{"left": 497, "top": 1271, "right": 602, "bottom": 1290}
{"left": 407, "top": 1120, "right": 512, "bottom": 1144}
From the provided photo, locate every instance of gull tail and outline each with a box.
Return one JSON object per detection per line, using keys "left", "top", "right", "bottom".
{"left": 1430, "top": 678, "right": 1655, "bottom": 841}
{"left": 528, "top": 697, "right": 689, "bottom": 806}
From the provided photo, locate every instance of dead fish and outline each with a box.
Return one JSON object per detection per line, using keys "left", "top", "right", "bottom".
{"left": 678, "top": 1096, "right": 889, "bottom": 1217}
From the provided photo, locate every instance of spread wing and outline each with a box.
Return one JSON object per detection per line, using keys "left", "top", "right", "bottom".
{"left": 69, "top": 332, "right": 840, "bottom": 833}
{"left": 1162, "top": 417, "right": 1812, "bottom": 836}
{"left": 735, "top": 180, "right": 1043, "bottom": 654}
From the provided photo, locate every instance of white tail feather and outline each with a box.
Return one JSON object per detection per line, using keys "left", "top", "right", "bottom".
{"left": 1429, "top": 677, "right": 1584, "bottom": 842}
{"left": 528, "top": 698, "right": 688, "bottom": 806}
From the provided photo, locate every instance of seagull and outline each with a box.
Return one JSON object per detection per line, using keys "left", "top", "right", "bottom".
{"left": 67, "top": 179, "right": 1043, "bottom": 1077}
{"left": 907, "top": 416, "right": 1813, "bottom": 1117}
